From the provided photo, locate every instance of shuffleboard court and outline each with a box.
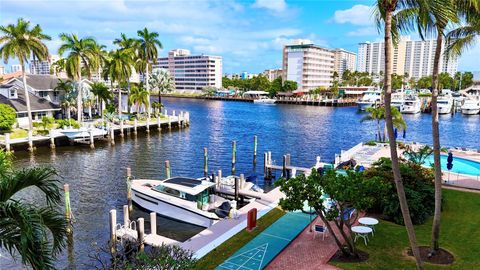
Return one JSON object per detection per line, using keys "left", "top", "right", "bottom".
{"left": 216, "top": 211, "right": 313, "bottom": 270}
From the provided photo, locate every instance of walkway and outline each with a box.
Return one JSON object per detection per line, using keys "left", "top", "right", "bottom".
{"left": 216, "top": 211, "right": 312, "bottom": 270}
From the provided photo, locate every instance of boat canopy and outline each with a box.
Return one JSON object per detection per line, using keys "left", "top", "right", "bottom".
{"left": 157, "top": 177, "right": 216, "bottom": 196}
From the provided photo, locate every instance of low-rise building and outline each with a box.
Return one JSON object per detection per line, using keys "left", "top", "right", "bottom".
{"left": 263, "top": 69, "right": 283, "bottom": 81}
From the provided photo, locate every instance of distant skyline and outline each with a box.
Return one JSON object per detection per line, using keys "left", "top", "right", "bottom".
{"left": 1, "top": 0, "right": 479, "bottom": 73}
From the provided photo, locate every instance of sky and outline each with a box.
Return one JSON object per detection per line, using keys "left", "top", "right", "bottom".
{"left": 1, "top": 0, "right": 479, "bottom": 73}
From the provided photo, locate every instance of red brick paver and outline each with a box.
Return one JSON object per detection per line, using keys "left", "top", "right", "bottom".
{"left": 265, "top": 217, "right": 341, "bottom": 270}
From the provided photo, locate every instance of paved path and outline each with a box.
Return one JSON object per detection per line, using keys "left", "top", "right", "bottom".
{"left": 216, "top": 211, "right": 312, "bottom": 270}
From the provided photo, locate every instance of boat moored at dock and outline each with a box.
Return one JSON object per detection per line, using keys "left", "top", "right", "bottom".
{"left": 461, "top": 98, "right": 480, "bottom": 115}
{"left": 437, "top": 94, "right": 454, "bottom": 114}
{"left": 356, "top": 90, "right": 382, "bottom": 111}
{"left": 243, "top": 91, "right": 276, "bottom": 104}
{"left": 401, "top": 94, "right": 421, "bottom": 114}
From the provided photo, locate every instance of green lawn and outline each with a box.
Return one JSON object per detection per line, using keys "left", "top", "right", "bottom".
{"left": 333, "top": 189, "right": 480, "bottom": 269}
{"left": 0, "top": 129, "right": 28, "bottom": 140}
{"left": 193, "top": 207, "right": 285, "bottom": 270}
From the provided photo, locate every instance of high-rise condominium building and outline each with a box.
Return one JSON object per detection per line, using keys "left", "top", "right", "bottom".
{"left": 30, "top": 54, "right": 61, "bottom": 75}
{"left": 333, "top": 49, "right": 357, "bottom": 76}
{"left": 153, "top": 49, "right": 222, "bottom": 92}
{"left": 283, "top": 39, "right": 335, "bottom": 91}
{"left": 357, "top": 37, "right": 458, "bottom": 78}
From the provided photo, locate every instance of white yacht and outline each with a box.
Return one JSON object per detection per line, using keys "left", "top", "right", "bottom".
{"left": 437, "top": 94, "right": 454, "bottom": 114}
{"left": 60, "top": 127, "right": 107, "bottom": 140}
{"left": 131, "top": 177, "right": 231, "bottom": 227}
{"left": 401, "top": 94, "right": 422, "bottom": 114}
{"left": 243, "top": 91, "right": 276, "bottom": 104}
{"left": 357, "top": 90, "right": 382, "bottom": 111}
{"left": 461, "top": 98, "right": 480, "bottom": 115}
{"left": 391, "top": 92, "right": 405, "bottom": 110}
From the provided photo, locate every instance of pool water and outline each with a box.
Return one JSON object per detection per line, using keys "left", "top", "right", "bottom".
{"left": 424, "top": 155, "right": 480, "bottom": 176}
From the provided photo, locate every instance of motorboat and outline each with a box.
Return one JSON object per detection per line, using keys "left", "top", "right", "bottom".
{"left": 357, "top": 90, "right": 382, "bottom": 111}
{"left": 243, "top": 91, "right": 276, "bottom": 104}
{"left": 437, "top": 94, "right": 454, "bottom": 114}
{"left": 391, "top": 92, "right": 405, "bottom": 110}
{"left": 401, "top": 94, "right": 421, "bottom": 114}
{"left": 131, "top": 177, "right": 232, "bottom": 227}
{"left": 59, "top": 127, "right": 107, "bottom": 140}
{"left": 461, "top": 98, "right": 480, "bottom": 115}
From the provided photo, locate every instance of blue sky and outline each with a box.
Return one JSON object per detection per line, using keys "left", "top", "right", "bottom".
{"left": 1, "top": 0, "right": 479, "bottom": 73}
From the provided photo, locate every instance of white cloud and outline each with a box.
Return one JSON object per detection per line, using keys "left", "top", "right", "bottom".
{"left": 252, "top": 0, "right": 287, "bottom": 12}
{"left": 347, "top": 26, "right": 378, "bottom": 37}
{"left": 333, "top": 5, "right": 373, "bottom": 26}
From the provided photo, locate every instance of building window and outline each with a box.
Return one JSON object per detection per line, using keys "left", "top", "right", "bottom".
{"left": 10, "top": 89, "right": 16, "bottom": 97}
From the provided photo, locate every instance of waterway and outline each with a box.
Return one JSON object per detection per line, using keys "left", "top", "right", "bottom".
{"left": 2, "top": 97, "right": 479, "bottom": 269}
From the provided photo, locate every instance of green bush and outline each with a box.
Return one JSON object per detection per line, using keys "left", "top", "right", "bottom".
{"left": 364, "top": 140, "right": 377, "bottom": 146}
{"left": 363, "top": 157, "right": 435, "bottom": 225}
{"left": 0, "top": 104, "right": 17, "bottom": 133}
{"left": 41, "top": 116, "right": 55, "bottom": 130}
{"left": 56, "top": 119, "right": 80, "bottom": 129}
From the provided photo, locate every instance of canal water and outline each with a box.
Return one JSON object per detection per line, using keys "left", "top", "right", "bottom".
{"left": 2, "top": 97, "right": 479, "bottom": 269}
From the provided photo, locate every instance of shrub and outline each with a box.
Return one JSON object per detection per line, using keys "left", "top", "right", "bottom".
{"left": 364, "top": 140, "right": 377, "bottom": 146}
{"left": 363, "top": 157, "right": 435, "bottom": 225}
{"left": 56, "top": 119, "right": 80, "bottom": 129}
{"left": 41, "top": 116, "right": 55, "bottom": 130}
{"left": 0, "top": 104, "right": 17, "bottom": 133}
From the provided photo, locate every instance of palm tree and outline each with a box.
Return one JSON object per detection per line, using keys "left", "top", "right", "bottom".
{"left": 0, "top": 150, "right": 67, "bottom": 269}
{"left": 149, "top": 69, "right": 174, "bottom": 105}
{"left": 103, "top": 49, "right": 134, "bottom": 119}
{"left": 151, "top": 101, "right": 164, "bottom": 117}
{"left": 137, "top": 28, "right": 163, "bottom": 117}
{"left": 56, "top": 79, "right": 75, "bottom": 119}
{"left": 91, "top": 42, "right": 108, "bottom": 83}
{"left": 0, "top": 18, "right": 51, "bottom": 131}
{"left": 129, "top": 86, "right": 150, "bottom": 118}
{"left": 58, "top": 33, "right": 96, "bottom": 123}
{"left": 361, "top": 106, "right": 406, "bottom": 142}
{"left": 50, "top": 58, "right": 66, "bottom": 77}
{"left": 90, "top": 82, "right": 113, "bottom": 118}
{"left": 375, "top": 1, "right": 424, "bottom": 269}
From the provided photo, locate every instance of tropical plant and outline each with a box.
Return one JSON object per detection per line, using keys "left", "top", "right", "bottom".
{"left": 41, "top": 116, "right": 54, "bottom": 131}
{"left": 50, "top": 58, "right": 66, "bottom": 77}
{"left": 91, "top": 42, "right": 108, "bottom": 82}
{"left": 56, "top": 119, "right": 80, "bottom": 129}
{"left": 375, "top": 1, "right": 424, "bottom": 268}
{"left": 149, "top": 69, "right": 174, "bottom": 104}
{"left": 137, "top": 28, "right": 162, "bottom": 117}
{"left": 58, "top": 33, "right": 96, "bottom": 123}
{"left": 151, "top": 101, "right": 164, "bottom": 117}
{"left": 128, "top": 85, "right": 150, "bottom": 117}
{"left": 0, "top": 18, "right": 51, "bottom": 131}
{"left": 55, "top": 79, "right": 75, "bottom": 119}
{"left": 90, "top": 82, "right": 113, "bottom": 117}
{"left": 403, "top": 145, "right": 434, "bottom": 165}
{"left": 361, "top": 106, "right": 406, "bottom": 142}
{"left": 0, "top": 104, "right": 17, "bottom": 132}
{"left": 103, "top": 49, "right": 134, "bottom": 118}
{"left": 0, "top": 150, "right": 67, "bottom": 269}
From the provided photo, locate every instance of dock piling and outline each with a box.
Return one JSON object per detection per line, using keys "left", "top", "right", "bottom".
{"left": 204, "top": 147, "right": 208, "bottom": 178}
{"left": 134, "top": 119, "right": 138, "bottom": 134}
{"left": 165, "top": 160, "right": 171, "bottom": 179}
{"left": 217, "top": 169, "right": 222, "bottom": 188}
{"left": 146, "top": 118, "right": 150, "bottom": 133}
{"left": 282, "top": 155, "right": 287, "bottom": 179}
{"left": 109, "top": 209, "right": 117, "bottom": 249}
{"left": 157, "top": 116, "right": 161, "bottom": 131}
{"left": 263, "top": 152, "right": 268, "bottom": 176}
{"left": 137, "top": 218, "right": 145, "bottom": 252}
{"left": 5, "top": 133, "right": 10, "bottom": 152}
{"left": 110, "top": 127, "right": 115, "bottom": 145}
{"left": 49, "top": 129, "right": 55, "bottom": 149}
{"left": 253, "top": 135, "right": 257, "bottom": 167}
{"left": 126, "top": 167, "right": 132, "bottom": 212}
{"left": 120, "top": 120, "right": 124, "bottom": 137}
{"left": 89, "top": 130, "right": 94, "bottom": 149}
{"left": 178, "top": 113, "right": 182, "bottom": 128}
{"left": 27, "top": 130, "right": 34, "bottom": 152}
{"left": 150, "top": 212, "right": 157, "bottom": 235}
{"left": 234, "top": 177, "right": 239, "bottom": 201}
{"left": 123, "top": 205, "right": 129, "bottom": 227}
{"left": 231, "top": 141, "right": 237, "bottom": 175}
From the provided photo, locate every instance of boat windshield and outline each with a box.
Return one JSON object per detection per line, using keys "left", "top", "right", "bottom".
{"left": 153, "top": 185, "right": 197, "bottom": 202}
{"left": 438, "top": 101, "right": 449, "bottom": 104}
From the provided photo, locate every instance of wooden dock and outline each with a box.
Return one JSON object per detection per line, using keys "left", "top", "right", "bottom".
{"left": 0, "top": 110, "right": 190, "bottom": 152}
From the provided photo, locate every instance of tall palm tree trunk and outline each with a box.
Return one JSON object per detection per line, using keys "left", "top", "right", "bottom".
{"left": 430, "top": 28, "right": 444, "bottom": 254}
{"left": 76, "top": 56, "right": 82, "bottom": 123}
{"left": 383, "top": 9, "right": 424, "bottom": 270}
{"left": 118, "top": 87, "right": 122, "bottom": 119}
{"left": 21, "top": 63, "right": 34, "bottom": 131}
{"left": 145, "top": 66, "right": 151, "bottom": 118}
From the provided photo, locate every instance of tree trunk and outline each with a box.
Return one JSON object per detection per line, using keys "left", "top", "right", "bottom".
{"left": 317, "top": 210, "right": 351, "bottom": 257}
{"left": 430, "top": 28, "right": 444, "bottom": 255}
{"left": 77, "top": 56, "right": 82, "bottom": 123}
{"left": 146, "top": 65, "right": 151, "bottom": 118}
{"left": 383, "top": 10, "right": 424, "bottom": 270}
{"left": 21, "top": 64, "right": 34, "bottom": 131}
{"left": 118, "top": 87, "right": 122, "bottom": 119}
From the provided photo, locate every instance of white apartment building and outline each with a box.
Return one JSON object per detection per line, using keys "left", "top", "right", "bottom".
{"left": 0, "top": 65, "right": 5, "bottom": 75}
{"left": 153, "top": 49, "right": 222, "bottom": 92}
{"left": 11, "top": 64, "right": 22, "bottom": 73}
{"left": 30, "top": 54, "right": 61, "bottom": 75}
{"left": 357, "top": 37, "right": 458, "bottom": 78}
{"left": 333, "top": 49, "right": 357, "bottom": 76}
{"left": 283, "top": 39, "right": 335, "bottom": 91}
{"left": 263, "top": 69, "right": 283, "bottom": 81}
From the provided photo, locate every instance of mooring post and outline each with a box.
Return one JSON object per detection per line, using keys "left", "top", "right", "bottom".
{"left": 217, "top": 169, "right": 222, "bottom": 188}
{"left": 253, "top": 135, "right": 257, "bottom": 167}
{"left": 123, "top": 205, "right": 129, "bottom": 228}
{"left": 49, "top": 129, "right": 55, "bottom": 149}
{"left": 150, "top": 212, "right": 157, "bottom": 235}
{"left": 234, "top": 176, "right": 239, "bottom": 201}
{"left": 168, "top": 114, "right": 172, "bottom": 130}
{"left": 120, "top": 120, "right": 124, "bottom": 137}
{"left": 110, "top": 127, "right": 115, "bottom": 145}
{"left": 286, "top": 154, "right": 291, "bottom": 167}
{"left": 109, "top": 209, "right": 117, "bottom": 251}
{"left": 186, "top": 112, "right": 190, "bottom": 125}
{"left": 263, "top": 152, "right": 268, "bottom": 176}
{"left": 240, "top": 173, "right": 245, "bottom": 189}
{"left": 126, "top": 167, "right": 132, "bottom": 212}
{"left": 231, "top": 141, "right": 237, "bottom": 175}
{"left": 172, "top": 110, "right": 176, "bottom": 117}
{"left": 282, "top": 154, "right": 287, "bottom": 179}
{"left": 138, "top": 218, "right": 145, "bottom": 252}
{"left": 5, "top": 133, "right": 10, "bottom": 152}
{"left": 89, "top": 130, "right": 94, "bottom": 149}
{"left": 28, "top": 130, "right": 34, "bottom": 152}
{"left": 157, "top": 116, "right": 161, "bottom": 131}
{"left": 146, "top": 117, "right": 150, "bottom": 133}
{"left": 204, "top": 147, "right": 208, "bottom": 178}
{"left": 268, "top": 151, "right": 272, "bottom": 166}
{"left": 134, "top": 118, "right": 138, "bottom": 134}
{"left": 64, "top": 184, "right": 73, "bottom": 235}
{"left": 165, "top": 160, "right": 171, "bottom": 178}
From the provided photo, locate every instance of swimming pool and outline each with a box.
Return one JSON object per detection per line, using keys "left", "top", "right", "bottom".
{"left": 423, "top": 155, "right": 480, "bottom": 176}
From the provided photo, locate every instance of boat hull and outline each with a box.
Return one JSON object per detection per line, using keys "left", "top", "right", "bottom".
{"left": 357, "top": 102, "right": 375, "bottom": 111}
{"left": 438, "top": 107, "right": 452, "bottom": 114}
{"left": 462, "top": 108, "right": 480, "bottom": 115}
{"left": 132, "top": 188, "right": 217, "bottom": 228}
{"left": 253, "top": 99, "right": 276, "bottom": 104}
